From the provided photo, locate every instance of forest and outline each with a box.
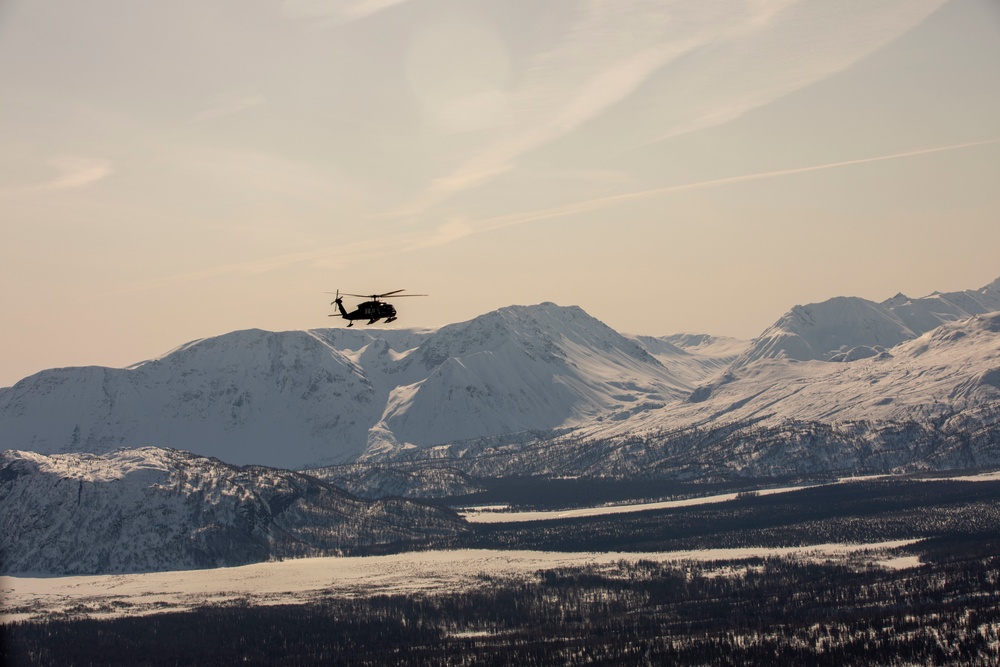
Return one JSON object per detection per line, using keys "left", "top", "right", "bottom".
{"left": 4, "top": 535, "right": 999, "bottom": 665}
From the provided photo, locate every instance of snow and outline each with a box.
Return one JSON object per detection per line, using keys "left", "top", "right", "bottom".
{"left": 735, "top": 279, "right": 1000, "bottom": 367}
{"left": 575, "top": 311, "right": 1000, "bottom": 445}
{"left": 462, "top": 484, "right": 816, "bottom": 523}
{"left": 1, "top": 542, "right": 918, "bottom": 622}
{"left": 0, "top": 448, "right": 466, "bottom": 576}
{"left": 3, "top": 282, "right": 999, "bottom": 623}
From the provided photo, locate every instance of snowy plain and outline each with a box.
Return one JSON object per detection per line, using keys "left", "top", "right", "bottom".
{"left": 1, "top": 542, "right": 918, "bottom": 623}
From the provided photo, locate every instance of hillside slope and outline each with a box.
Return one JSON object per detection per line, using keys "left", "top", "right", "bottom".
{"left": 0, "top": 447, "right": 465, "bottom": 575}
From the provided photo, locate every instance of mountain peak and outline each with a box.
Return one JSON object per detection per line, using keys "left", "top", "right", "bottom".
{"left": 734, "top": 296, "right": 913, "bottom": 367}
{"left": 735, "top": 276, "right": 1000, "bottom": 368}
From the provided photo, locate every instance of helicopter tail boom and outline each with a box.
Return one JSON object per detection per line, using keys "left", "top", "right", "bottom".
{"left": 329, "top": 290, "right": 350, "bottom": 319}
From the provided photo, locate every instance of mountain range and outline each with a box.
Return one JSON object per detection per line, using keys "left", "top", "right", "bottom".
{"left": 0, "top": 447, "right": 464, "bottom": 574}
{"left": 380, "top": 311, "right": 1000, "bottom": 484}
{"left": 3, "top": 275, "right": 1000, "bottom": 574}
{"left": 1, "top": 277, "right": 998, "bottom": 475}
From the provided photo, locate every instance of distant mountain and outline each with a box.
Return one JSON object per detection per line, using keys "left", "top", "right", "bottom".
{"left": 0, "top": 304, "right": 720, "bottom": 469}
{"left": 0, "top": 447, "right": 465, "bottom": 575}
{"left": 735, "top": 277, "right": 1000, "bottom": 367}
{"left": 0, "top": 329, "right": 377, "bottom": 468}
{"left": 671, "top": 310, "right": 1000, "bottom": 427}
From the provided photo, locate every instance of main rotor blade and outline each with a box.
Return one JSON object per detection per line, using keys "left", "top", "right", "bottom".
{"left": 328, "top": 290, "right": 427, "bottom": 299}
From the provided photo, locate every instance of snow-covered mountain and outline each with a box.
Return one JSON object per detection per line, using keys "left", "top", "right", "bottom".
{"left": 0, "top": 447, "right": 465, "bottom": 575}
{"left": 652, "top": 310, "right": 1000, "bottom": 431}
{"left": 735, "top": 277, "right": 1000, "bottom": 366}
{"left": 0, "top": 304, "right": 714, "bottom": 469}
{"left": 370, "top": 311, "right": 1000, "bottom": 481}
{"left": 0, "top": 329, "right": 379, "bottom": 468}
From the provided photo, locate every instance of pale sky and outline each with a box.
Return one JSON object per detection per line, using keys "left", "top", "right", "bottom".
{"left": 2, "top": 0, "right": 999, "bottom": 388}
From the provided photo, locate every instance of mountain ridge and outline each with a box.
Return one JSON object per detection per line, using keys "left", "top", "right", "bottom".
{"left": 735, "top": 277, "right": 1000, "bottom": 367}
{"left": 0, "top": 303, "right": 707, "bottom": 468}
{"left": 0, "top": 447, "right": 465, "bottom": 575}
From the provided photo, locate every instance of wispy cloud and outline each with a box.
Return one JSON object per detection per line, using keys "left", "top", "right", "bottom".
{"left": 0, "top": 155, "right": 113, "bottom": 197}
{"left": 395, "top": 3, "right": 747, "bottom": 216}
{"left": 465, "top": 139, "right": 1000, "bottom": 236}
{"left": 397, "top": 0, "right": 949, "bottom": 216}
{"left": 47, "top": 155, "right": 113, "bottom": 189}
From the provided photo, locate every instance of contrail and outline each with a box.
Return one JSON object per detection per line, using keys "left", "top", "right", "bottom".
{"left": 99, "top": 137, "right": 999, "bottom": 295}
{"left": 474, "top": 138, "right": 1000, "bottom": 233}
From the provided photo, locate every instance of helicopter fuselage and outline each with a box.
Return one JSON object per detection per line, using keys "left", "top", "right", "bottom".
{"left": 329, "top": 289, "right": 424, "bottom": 326}
{"left": 334, "top": 298, "right": 396, "bottom": 326}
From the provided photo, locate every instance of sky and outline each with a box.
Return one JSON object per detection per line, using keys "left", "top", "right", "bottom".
{"left": 1, "top": 0, "right": 999, "bottom": 388}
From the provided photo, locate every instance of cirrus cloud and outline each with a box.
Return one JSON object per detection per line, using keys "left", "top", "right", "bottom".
{"left": 0, "top": 155, "right": 113, "bottom": 197}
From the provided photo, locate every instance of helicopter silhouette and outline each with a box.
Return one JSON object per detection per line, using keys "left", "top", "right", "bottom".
{"left": 328, "top": 289, "right": 426, "bottom": 326}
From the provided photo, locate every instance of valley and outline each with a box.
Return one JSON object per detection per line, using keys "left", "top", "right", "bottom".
{"left": 4, "top": 473, "right": 1000, "bottom": 665}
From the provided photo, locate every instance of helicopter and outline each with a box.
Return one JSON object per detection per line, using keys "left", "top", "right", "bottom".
{"left": 328, "top": 289, "right": 426, "bottom": 326}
